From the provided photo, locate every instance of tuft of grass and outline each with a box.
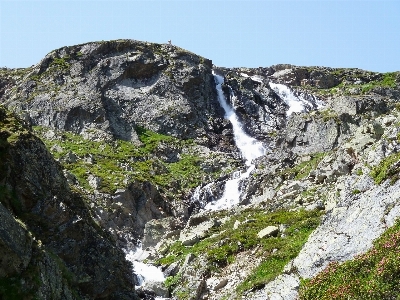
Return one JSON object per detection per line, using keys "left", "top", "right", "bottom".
{"left": 51, "top": 56, "right": 71, "bottom": 70}
{"left": 280, "top": 153, "right": 327, "bottom": 180}
{"left": 370, "top": 152, "right": 400, "bottom": 185}
{"left": 299, "top": 218, "right": 400, "bottom": 300}
{"left": 164, "top": 273, "right": 182, "bottom": 291}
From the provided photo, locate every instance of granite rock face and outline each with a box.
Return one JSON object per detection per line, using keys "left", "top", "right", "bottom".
{"left": 0, "top": 107, "right": 136, "bottom": 299}
{"left": 1, "top": 40, "right": 221, "bottom": 145}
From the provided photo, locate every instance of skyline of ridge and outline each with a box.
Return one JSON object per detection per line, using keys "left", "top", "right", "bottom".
{"left": 1, "top": 0, "right": 399, "bottom": 72}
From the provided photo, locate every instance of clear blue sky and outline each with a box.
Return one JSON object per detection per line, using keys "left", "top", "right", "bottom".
{"left": 1, "top": 0, "right": 399, "bottom": 72}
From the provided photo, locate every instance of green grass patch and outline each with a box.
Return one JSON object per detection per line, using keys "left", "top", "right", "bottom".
{"left": 280, "top": 153, "right": 327, "bottom": 180}
{"left": 33, "top": 126, "right": 227, "bottom": 194}
{"left": 160, "top": 209, "right": 322, "bottom": 294}
{"left": 164, "top": 273, "right": 182, "bottom": 291}
{"left": 51, "top": 56, "right": 71, "bottom": 70}
{"left": 303, "top": 71, "right": 398, "bottom": 96}
{"left": 0, "top": 106, "right": 29, "bottom": 144}
{"left": 299, "top": 218, "right": 400, "bottom": 300}
{"left": 319, "top": 109, "right": 341, "bottom": 123}
{"left": 370, "top": 152, "right": 400, "bottom": 185}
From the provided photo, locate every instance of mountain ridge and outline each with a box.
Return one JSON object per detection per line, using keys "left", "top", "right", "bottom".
{"left": 1, "top": 39, "right": 400, "bottom": 299}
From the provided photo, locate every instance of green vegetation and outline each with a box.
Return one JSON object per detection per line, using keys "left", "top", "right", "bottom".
{"left": 0, "top": 106, "right": 29, "bottom": 145}
{"left": 30, "top": 55, "right": 72, "bottom": 82}
{"left": 51, "top": 56, "right": 71, "bottom": 70}
{"left": 33, "top": 126, "right": 230, "bottom": 194}
{"left": 280, "top": 153, "right": 327, "bottom": 181}
{"left": 164, "top": 273, "right": 182, "bottom": 290}
{"left": 360, "top": 72, "right": 398, "bottom": 94}
{"left": 160, "top": 208, "right": 322, "bottom": 295}
{"left": 302, "top": 70, "right": 398, "bottom": 96}
{"left": 0, "top": 277, "right": 33, "bottom": 300}
{"left": 370, "top": 152, "right": 400, "bottom": 185}
{"left": 299, "top": 218, "right": 400, "bottom": 300}
{"left": 319, "top": 109, "right": 341, "bottom": 123}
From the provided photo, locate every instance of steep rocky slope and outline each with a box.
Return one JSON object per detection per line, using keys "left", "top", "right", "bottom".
{"left": 1, "top": 39, "right": 400, "bottom": 300}
{"left": 0, "top": 106, "right": 136, "bottom": 299}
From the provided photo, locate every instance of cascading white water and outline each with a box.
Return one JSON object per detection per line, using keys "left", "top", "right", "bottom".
{"left": 269, "top": 82, "right": 324, "bottom": 116}
{"left": 126, "top": 73, "right": 268, "bottom": 293}
{"left": 204, "top": 73, "right": 266, "bottom": 210}
{"left": 125, "top": 245, "right": 166, "bottom": 298}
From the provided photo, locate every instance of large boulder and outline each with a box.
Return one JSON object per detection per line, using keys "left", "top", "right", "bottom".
{"left": 1, "top": 40, "right": 220, "bottom": 143}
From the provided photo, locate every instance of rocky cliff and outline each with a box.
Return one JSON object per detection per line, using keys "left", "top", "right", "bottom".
{"left": 1, "top": 39, "right": 400, "bottom": 300}
{"left": 0, "top": 106, "right": 136, "bottom": 299}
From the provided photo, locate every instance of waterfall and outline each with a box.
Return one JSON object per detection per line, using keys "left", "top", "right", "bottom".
{"left": 269, "top": 82, "right": 324, "bottom": 116}
{"left": 125, "top": 244, "right": 166, "bottom": 298}
{"left": 204, "top": 73, "right": 266, "bottom": 210}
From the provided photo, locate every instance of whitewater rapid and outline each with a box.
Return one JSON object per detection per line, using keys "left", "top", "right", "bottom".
{"left": 269, "top": 82, "right": 324, "bottom": 116}
{"left": 125, "top": 245, "right": 166, "bottom": 297}
{"left": 204, "top": 73, "right": 266, "bottom": 210}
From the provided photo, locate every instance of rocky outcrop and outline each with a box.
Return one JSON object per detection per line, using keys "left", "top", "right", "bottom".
{"left": 0, "top": 202, "right": 32, "bottom": 278}
{"left": 0, "top": 107, "right": 136, "bottom": 299}
{"left": 89, "top": 180, "right": 174, "bottom": 249}
{"left": 0, "top": 40, "right": 224, "bottom": 147}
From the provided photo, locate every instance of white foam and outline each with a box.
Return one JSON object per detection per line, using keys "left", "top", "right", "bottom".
{"left": 250, "top": 75, "right": 263, "bottom": 83}
{"left": 204, "top": 73, "right": 266, "bottom": 211}
{"left": 269, "top": 82, "right": 305, "bottom": 116}
{"left": 125, "top": 246, "right": 165, "bottom": 286}
{"left": 214, "top": 74, "right": 266, "bottom": 165}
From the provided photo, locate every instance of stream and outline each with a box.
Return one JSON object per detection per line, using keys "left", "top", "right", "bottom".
{"left": 126, "top": 71, "right": 267, "bottom": 297}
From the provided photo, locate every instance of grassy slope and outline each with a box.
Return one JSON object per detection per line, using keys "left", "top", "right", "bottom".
{"left": 34, "top": 126, "right": 234, "bottom": 196}
{"left": 299, "top": 219, "right": 400, "bottom": 300}
{"left": 161, "top": 208, "right": 322, "bottom": 297}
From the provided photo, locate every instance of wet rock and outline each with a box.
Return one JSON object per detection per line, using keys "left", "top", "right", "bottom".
{"left": 163, "top": 261, "right": 180, "bottom": 277}
{"left": 143, "top": 217, "right": 177, "bottom": 248}
{"left": 142, "top": 281, "right": 169, "bottom": 298}
{"left": 173, "top": 255, "right": 208, "bottom": 300}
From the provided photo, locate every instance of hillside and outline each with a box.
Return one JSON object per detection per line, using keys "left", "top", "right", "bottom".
{"left": 1, "top": 39, "right": 400, "bottom": 300}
